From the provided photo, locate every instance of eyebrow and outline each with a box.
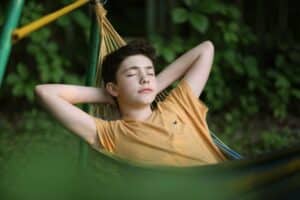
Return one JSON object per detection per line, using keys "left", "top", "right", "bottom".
{"left": 121, "top": 66, "right": 154, "bottom": 74}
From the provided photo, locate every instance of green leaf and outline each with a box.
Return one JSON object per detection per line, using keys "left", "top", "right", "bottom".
{"left": 6, "top": 73, "right": 18, "bottom": 85}
{"left": 223, "top": 32, "right": 238, "bottom": 43}
{"left": 56, "top": 16, "right": 70, "bottom": 27}
{"left": 291, "top": 89, "right": 300, "bottom": 99}
{"left": 169, "top": 37, "right": 184, "bottom": 53}
{"left": 226, "top": 6, "right": 241, "bottom": 19}
{"left": 162, "top": 48, "right": 175, "bottom": 62}
{"left": 228, "top": 22, "right": 239, "bottom": 32}
{"left": 275, "top": 55, "right": 285, "bottom": 67}
{"left": 244, "top": 56, "right": 259, "bottom": 78}
{"left": 171, "top": 8, "right": 188, "bottom": 24}
{"left": 12, "top": 84, "right": 24, "bottom": 96}
{"left": 188, "top": 13, "right": 209, "bottom": 33}
{"left": 25, "top": 86, "right": 34, "bottom": 102}
{"left": 17, "top": 63, "right": 29, "bottom": 80}
{"left": 223, "top": 50, "right": 236, "bottom": 65}
{"left": 183, "top": 0, "right": 195, "bottom": 7}
{"left": 275, "top": 74, "right": 290, "bottom": 89}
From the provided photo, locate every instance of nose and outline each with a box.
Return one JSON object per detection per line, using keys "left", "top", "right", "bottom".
{"left": 140, "top": 73, "right": 150, "bottom": 84}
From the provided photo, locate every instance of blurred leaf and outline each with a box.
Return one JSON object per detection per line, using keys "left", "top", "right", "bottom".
{"left": 56, "top": 16, "right": 71, "bottom": 27}
{"left": 161, "top": 47, "right": 175, "bottom": 62}
{"left": 291, "top": 89, "right": 300, "bottom": 99}
{"left": 183, "top": 0, "right": 197, "bottom": 7}
{"left": 17, "top": 63, "right": 29, "bottom": 80}
{"left": 6, "top": 73, "right": 19, "bottom": 85}
{"left": 188, "top": 13, "right": 209, "bottom": 33}
{"left": 244, "top": 56, "right": 259, "bottom": 78}
{"left": 275, "top": 55, "right": 285, "bottom": 67}
{"left": 228, "top": 22, "right": 239, "bottom": 32}
{"left": 12, "top": 84, "right": 23, "bottom": 97}
{"left": 224, "top": 32, "right": 238, "bottom": 43}
{"left": 226, "top": 6, "right": 240, "bottom": 19}
{"left": 171, "top": 8, "right": 188, "bottom": 24}
{"left": 275, "top": 74, "right": 290, "bottom": 89}
{"left": 25, "top": 86, "right": 34, "bottom": 102}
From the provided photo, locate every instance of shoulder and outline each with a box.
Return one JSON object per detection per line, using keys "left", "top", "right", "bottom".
{"left": 161, "top": 79, "right": 208, "bottom": 115}
{"left": 164, "top": 79, "right": 198, "bottom": 102}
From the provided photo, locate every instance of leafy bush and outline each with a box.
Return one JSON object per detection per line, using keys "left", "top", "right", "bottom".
{"left": 1, "top": 0, "right": 90, "bottom": 103}
{"left": 150, "top": 0, "right": 299, "bottom": 128}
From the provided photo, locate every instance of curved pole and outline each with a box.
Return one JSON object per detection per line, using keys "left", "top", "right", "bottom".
{"left": 0, "top": 0, "right": 25, "bottom": 86}
{"left": 12, "top": 0, "right": 89, "bottom": 42}
{"left": 79, "top": 6, "right": 100, "bottom": 168}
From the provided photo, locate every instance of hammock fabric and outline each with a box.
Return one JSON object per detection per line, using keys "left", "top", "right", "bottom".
{"left": 87, "top": 145, "right": 300, "bottom": 199}
{"left": 92, "top": 2, "right": 241, "bottom": 160}
{"left": 2, "top": 142, "right": 300, "bottom": 200}
{"left": 79, "top": 2, "right": 300, "bottom": 198}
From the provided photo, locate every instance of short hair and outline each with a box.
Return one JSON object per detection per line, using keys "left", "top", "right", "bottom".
{"left": 101, "top": 39, "right": 156, "bottom": 85}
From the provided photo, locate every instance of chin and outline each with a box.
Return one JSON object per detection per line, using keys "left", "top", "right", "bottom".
{"left": 137, "top": 96, "right": 156, "bottom": 105}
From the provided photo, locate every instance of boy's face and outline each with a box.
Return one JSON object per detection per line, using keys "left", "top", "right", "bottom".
{"left": 108, "top": 54, "right": 157, "bottom": 107}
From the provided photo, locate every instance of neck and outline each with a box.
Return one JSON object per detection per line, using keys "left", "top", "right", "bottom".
{"left": 119, "top": 104, "right": 152, "bottom": 121}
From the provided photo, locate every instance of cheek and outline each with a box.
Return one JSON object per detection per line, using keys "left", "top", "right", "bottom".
{"left": 123, "top": 78, "right": 136, "bottom": 87}
{"left": 152, "top": 78, "right": 158, "bottom": 89}
{"left": 117, "top": 76, "right": 133, "bottom": 86}
{"left": 117, "top": 78, "right": 137, "bottom": 93}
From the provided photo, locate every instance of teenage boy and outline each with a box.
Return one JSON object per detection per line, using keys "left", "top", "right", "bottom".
{"left": 35, "top": 40, "right": 226, "bottom": 167}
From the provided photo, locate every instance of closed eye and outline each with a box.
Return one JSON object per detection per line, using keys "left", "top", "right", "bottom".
{"left": 126, "top": 74, "right": 136, "bottom": 77}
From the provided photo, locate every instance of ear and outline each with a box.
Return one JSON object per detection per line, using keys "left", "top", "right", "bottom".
{"left": 105, "top": 82, "right": 119, "bottom": 97}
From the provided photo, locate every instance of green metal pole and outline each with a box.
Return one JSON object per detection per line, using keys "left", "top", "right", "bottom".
{"left": 79, "top": 9, "right": 100, "bottom": 168}
{"left": 0, "top": 0, "right": 25, "bottom": 87}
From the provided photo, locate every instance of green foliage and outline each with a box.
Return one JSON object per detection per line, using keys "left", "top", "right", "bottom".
{"left": 1, "top": 1, "right": 90, "bottom": 103}
{"left": 151, "top": 0, "right": 299, "bottom": 127}
{"left": 261, "top": 130, "right": 289, "bottom": 151}
{"left": 171, "top": 8, "right": 188, "bottom": 23}
{"left": 265, "top": 49, "right": 300, "bottom": 119}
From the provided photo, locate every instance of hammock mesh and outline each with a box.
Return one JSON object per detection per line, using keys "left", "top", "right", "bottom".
{"left": 92, "top": 1, "right": 167, "bottom": 119}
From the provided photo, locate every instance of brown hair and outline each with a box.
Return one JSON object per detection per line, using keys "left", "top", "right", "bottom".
{"left": 101, "top": 39, "right": 156, "bottom": 85}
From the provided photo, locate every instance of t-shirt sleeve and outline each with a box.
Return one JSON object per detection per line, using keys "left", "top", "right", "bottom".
{"left": 93, "top": 117, "right": 116, "bottom": 153}
{"left": 162, "top": 79, "right": 209, "bottom": 121}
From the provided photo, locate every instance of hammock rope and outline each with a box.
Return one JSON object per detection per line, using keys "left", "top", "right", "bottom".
{"left": 91, "top": 2, "right": 242, "bottom": 160}
{"left": 92, "top": 1, "right": 170, "bottom": 119}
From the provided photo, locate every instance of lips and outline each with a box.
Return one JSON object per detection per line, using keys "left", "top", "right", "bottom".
{"left": 138, "top": 88, "right": 153, "bottom": 93}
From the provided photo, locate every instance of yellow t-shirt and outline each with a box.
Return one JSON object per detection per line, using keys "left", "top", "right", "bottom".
{"left": 94, "top": 80, "right": 226, "bottom": 167}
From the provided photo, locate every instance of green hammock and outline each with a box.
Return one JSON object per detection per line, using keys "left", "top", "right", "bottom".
{"left": 2, "top": 140, "right": 300, "bottom": 200}
{"left": 74, "top": 3, "right": 300, "bottom": 199}
{"left": 91, "top": 1, "right": 243, "bottom": 161}
{"left": 1, "top": 1, "right": 299, "bottom": 199}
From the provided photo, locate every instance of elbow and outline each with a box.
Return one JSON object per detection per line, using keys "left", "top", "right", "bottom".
{"left": 34, "top": 85, "right": 46, "bottom": 98}
{"left": 203, "top": 40, "right": 214, "bottom": 52}
{"left": 34, "top": 85, "right": 52, "bottom": 102}
{"left": 196, "top": 40, "right": 214, "bottom": 56}
{"left": 34, "top": 85, "right": 45, "bottom": 104}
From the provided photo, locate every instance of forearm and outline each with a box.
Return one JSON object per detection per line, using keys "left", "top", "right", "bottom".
{"left": 35, "top": 84, "right": 114, "bottom": 105}
{"left": 156, "top": 41, "right": 214, "bottom": 93}
{"left": 34, "top": 84, "right": 104, "bottom": 145}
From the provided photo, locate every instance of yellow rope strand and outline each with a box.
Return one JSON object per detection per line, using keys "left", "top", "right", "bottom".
{"left": 92, "top": 1, "right": 168, "bottom": 118}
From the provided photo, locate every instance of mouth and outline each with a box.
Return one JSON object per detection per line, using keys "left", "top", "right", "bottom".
{"left": 138, "top": 88, "right": 153, "bottom": 94}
